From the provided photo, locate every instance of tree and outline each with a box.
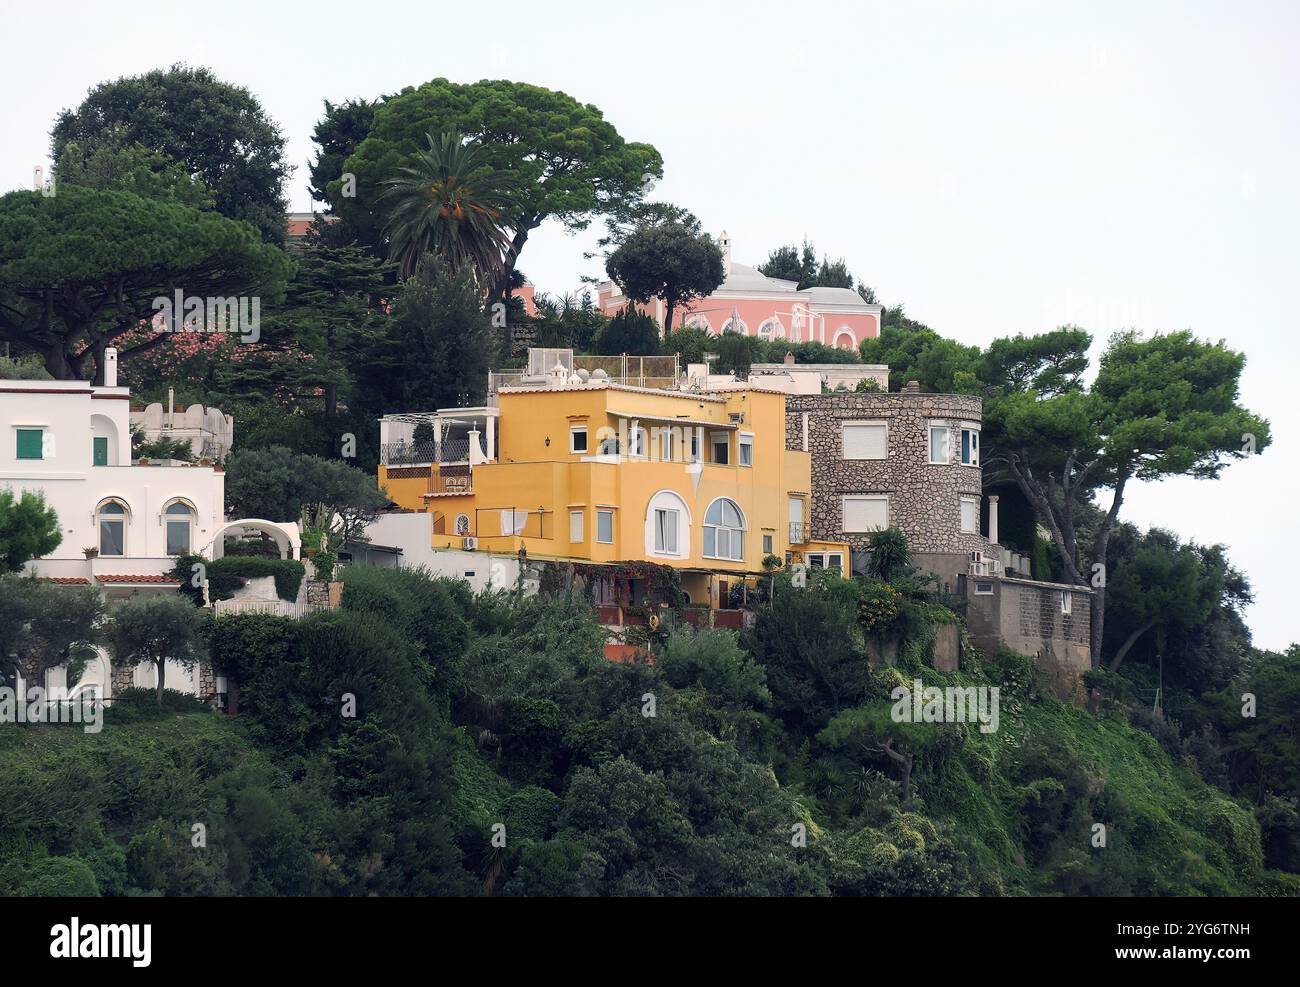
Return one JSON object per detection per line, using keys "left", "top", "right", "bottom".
{"left": 309, "top": 98, "right": 381, "bottom": 206}
{"left": 0, "top": 186, "right": 291, "bottom": 382}
{"left": 595, "top": 308, "right": 661, "bottom": 356}
{"left": 52, "top": 65, "right": 291, "bottom": 244}
{"left": 53, "top": 124, "right": 214, "bottom": 210}
{"left": 605, "top": 214, "right": 724, "bottom": 336}
{"left": 107, "top": 594, "right": 207, "bottom": 704}
{"left": 380, "top": 131, "right": 522, "bottom": 281}
{"left": 858, "top": 323, "right": 981, "bottom": 392}
{"left": 223, "top": 446, "right": 388, "bottom": 545}
{"left": 0, "top": 575, "right": 104, "bottom": 688}
{"left": 0, "top": 490, "right": 61, "bottom": 572}
{"left": 989, "top": 330, "right": 1270, "bottom": 665}
{"left": 332, "top": 79, "right": 662, "bottom": 295}
{"left": 385, "top": 258, "right": 497, "bottom": 410}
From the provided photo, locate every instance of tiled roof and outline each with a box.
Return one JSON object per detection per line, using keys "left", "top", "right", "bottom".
{"left": 37, "top": 576, "right": 92, "bottom": 585}
{"left": 95, "top": 574, "right": 181, "bottom": 585}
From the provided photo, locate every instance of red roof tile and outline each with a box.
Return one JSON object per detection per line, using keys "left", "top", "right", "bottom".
{"left": 95, "top": 574, "right": 181, "bottom": 585}
{"left": 37, "top": 576, "right": 92, "bottom": 585}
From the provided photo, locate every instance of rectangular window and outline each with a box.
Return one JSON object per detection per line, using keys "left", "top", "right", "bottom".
{"left": 807, "top": 552, "right": 844, "bottom": 573}
{"left": 961, "top": 427, "right": 980, "bottom": 466}
{"left": 569, "top": 427, "right": 588, "bottom": 454}
{"left": 738, "top": 433, "right": 754, "bottom": 467}
{"left": 1060, "top": 591, "right": 1072, "bottom": 615}
{"left": 929, "top": 426, "right": 950, "bottom": 464}
{"left": 16, "top": 428, "right": 43, "bottom": 460}
{"left": 711, "top": 433, "right": 729, "bottom": 465}
{"left": 93, "top": 436, "right": 108, "bottom": 466}
{"left": 974, "top": 581, "right": 995, "bottom": 595}
{"left": 165, "top": 520, "right": 190, "bottom": 556}
{"left": 654, "top": 508, "right": 678, "bottom": 554}
{"left": 569, "top": 510, "right": 584, "bottom": 544}
{"left": 690, "top": 431, "right": 700, "bottom": 462}
{"left": 99, "top": 520, "right": 125, "bottom": 557}
{"left": 597, "top": 509, "right": 614, "bottom": 544}
{"left": 843, "top": 495, "right": 888, "bottom": 533}
{"left": 960, "top": 496, "right": 979, "bottom": 534}
{"left": 842, "top": 421, "right": 887, "bottom": 459}
{"left": 659, "top": 428, "right": 675, "bottom": 462}
{"left": 762, "top": 533, "right": 773, "bottom": 555}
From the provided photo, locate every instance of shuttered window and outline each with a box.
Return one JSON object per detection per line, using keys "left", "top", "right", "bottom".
{"left": 843, "top": 495, "right": 888, "bottom": 532}
{"left": 842, "top": 422, "right": 887, "bottom": 459}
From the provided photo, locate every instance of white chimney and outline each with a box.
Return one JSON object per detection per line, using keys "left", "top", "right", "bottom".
{"left": 988, "top": 495, "right": 999, "bottom": 545}
{"left": 719, "top": 230, "right": 731, "bottom": 274}
{"left": 104, "top": 347, "right": 118, "bottom": 388}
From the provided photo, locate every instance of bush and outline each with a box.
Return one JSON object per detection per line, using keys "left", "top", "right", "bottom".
{"left": 20, "top": 856, "right": 100, "bottom": 896}
{"left": 171, "top": 554, "right": 305, "bottom": 604}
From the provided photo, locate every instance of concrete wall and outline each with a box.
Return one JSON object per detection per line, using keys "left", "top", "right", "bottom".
{"left": 964, "top": 575, "right": 1092, "bottom": 698}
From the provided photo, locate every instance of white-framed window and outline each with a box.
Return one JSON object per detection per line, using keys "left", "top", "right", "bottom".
{"left": 659, "top": 427, "right": 677, "bottom": 462}
{"left": 630, "top": 425, "right": 650, "bottom": 459}
{"left": 929, "top": 425, "right": 951, "bottom": 464}
{"left": 757, "top": 318, "right": 780, "bottom": 340}
{"left": 569, "top": 510, "right": 584, "bottom": 543}
{"left": 645, "top": 491, "right": 690, "bottom": 558}
{"left": 960, "top": 425, "right": 980, "bottom": 466}
{"left": 163, "top": 499, "right": 195, "bottom": 556}
{"left": 711, "top": 432, "right": 730, "bottom": 465}
{"left": 703, "top": 497, "right": 745, "bottom": 561}
{"left": 807, "top": 552, "right": 844, "bottom": 573}
{"left": 738, "top": 432, "right": 754, "bottom": 467}
{"left": 1060, "top": 590, "right": 1072, "bottom": 615}
{"left": 974, "top": 581, "right": 995, "bottom": 595}
{"left": 842, "top": 494, "right": 888, "bottom": 533}
{"left": 96, "top": 498, "right": 129, "bottom": 556}
{"left": 762, "top": 532, "right": 774, "bottom": 554}
{"left": 654, "top": 508, "right": 679, "bottom": 554}
{"left": 569, "top": 426, "right": 588, "bottom": 454}
{"left": 689, "top": 431, "right": 700, "bottom": 462}
{"left": 596, "top": 509, "right": 614, "bottom": 544}
{"left": 842, "top": 421, "right": 887, "bottom": 460}
{"left": 960, "top": 496, "right": 979, "bottom": 534}
{"left": 721, "top": 317, "right": 748, "bottom": 335}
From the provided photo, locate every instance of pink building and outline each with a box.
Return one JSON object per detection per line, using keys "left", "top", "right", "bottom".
{"left": 597, "top": 231, "right": 882, "bottom": 350}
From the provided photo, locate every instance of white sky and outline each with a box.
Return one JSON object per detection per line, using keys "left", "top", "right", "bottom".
{"left": 3, "top": 0, "right": 1295, "bottom": 650}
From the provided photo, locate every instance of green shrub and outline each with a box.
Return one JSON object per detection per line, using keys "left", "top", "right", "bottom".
{"left": 20, "top": 856, "right": 100, "bottom": 896}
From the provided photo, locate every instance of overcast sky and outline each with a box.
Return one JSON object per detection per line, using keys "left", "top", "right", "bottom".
{"left": 4, "top": 0, "right": 1295, "bottom": 650}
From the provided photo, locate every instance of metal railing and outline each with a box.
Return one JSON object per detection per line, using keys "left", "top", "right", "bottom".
{"left": 380, "top": 437, "right": 472, "bottom": 466}
{"left": 788, "top": 522, "right": 806, "bottom": 544}
{"left": 212, "top": 599, "right": 331, "bottom": 619}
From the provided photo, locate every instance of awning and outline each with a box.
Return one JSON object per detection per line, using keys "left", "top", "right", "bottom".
{"left": 608, "top": 411, "right": 736, "bottom": 430}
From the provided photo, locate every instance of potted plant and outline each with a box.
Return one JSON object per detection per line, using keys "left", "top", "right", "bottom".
{"left": 137, "top": 456, "right": 151, "bottom": 465}
{"left": 83, "top": 546, "right": 99, "bottom": 559}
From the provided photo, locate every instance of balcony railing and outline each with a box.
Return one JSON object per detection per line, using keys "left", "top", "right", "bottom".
{"left": 789, "top": 522, "right": 807, "bottom": 544}
{"left": 380, "top": 437, "right": 471, "bottom": 466}
{"left": 212, "top": 599, "right": 330, "bottom": 619}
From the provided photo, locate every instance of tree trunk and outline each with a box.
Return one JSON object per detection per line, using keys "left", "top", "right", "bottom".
{"left": 1108, "top": 619, "right": 1155, "bottom": 672}
{"left": 664, "top": 299, "right": 676, "bottom": 340}
{"left": 1089, "top": 473, "right": 1129, "bottom": 666}
{"left": 155, "top": 657, "right": 165, "bottom": 705}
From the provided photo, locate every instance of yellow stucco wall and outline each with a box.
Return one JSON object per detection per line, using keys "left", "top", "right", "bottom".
{"left": 379, "top": 384, "right": 850, "bottom": 594}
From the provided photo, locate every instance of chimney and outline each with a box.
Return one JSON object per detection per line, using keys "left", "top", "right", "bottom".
{"left": 104, "top": 347, "right": 118, "bottom": 388}
{"left": 719, "top": 230, "right": 731, "bottom": 275}
{"left": 988, "top": 495, "right": 999, "bottom": 545}
{"left": 903, "top": 379, "right": 920, "bottom": 393}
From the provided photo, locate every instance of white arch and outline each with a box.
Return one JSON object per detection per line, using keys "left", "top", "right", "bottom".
{"left": 703, "top": 496, "right": 747, "bottom": 561}
{"left": 683, "top": 313, "right": 712, "bottom": 332}
{"left": 644, "top": 489, "right": 691, "bottom": 559}
{"left": 206, "top": 518, "right": 301, "bottom": 560}
{"left": 721, "top": 317, "right": 750, "bottom": 336}
{"left": 833, "top": 327, "right": 857, "bottom": 350}
{"left": 757, "top": 318, "right": 781, "bottom": 340}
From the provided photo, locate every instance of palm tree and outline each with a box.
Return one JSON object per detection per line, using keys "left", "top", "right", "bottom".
{"left": 380, "top": 130, "right": 521, "bottom": 282}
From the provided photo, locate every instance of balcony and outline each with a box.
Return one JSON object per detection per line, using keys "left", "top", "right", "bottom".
{"left": 789, "top": 522, "right": 807, "bottom": 544}
{"left": 380, "top": 437, "right": 471, "bottom": 467}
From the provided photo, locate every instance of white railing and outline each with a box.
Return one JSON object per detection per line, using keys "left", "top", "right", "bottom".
{"left": 212, "top": 599, "right": 330, "bottom": 619}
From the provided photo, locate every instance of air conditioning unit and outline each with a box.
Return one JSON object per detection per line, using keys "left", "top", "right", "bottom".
{"left": 728, "top": 412, "right": 745, "bottom": 423}
{"left": 463, "top": 536, "right": 478, "bottom": 550}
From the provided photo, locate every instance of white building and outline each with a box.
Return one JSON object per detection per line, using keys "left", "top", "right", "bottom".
{"left": 1, "top": 347, "right": 295, "bottom": 702}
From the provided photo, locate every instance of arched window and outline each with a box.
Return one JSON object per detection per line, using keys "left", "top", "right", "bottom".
{"left": 757, "top": 318, "right": 780, "bottom": 340}
{"left": 454, "top": 513, "right": 471, "bottom": 536}
{"left": 684, "top": 313, "right": 711, "bottom": 332}
{"left": 833, "top": 327, "right": 856, "bottom": 350}
{"left": 96, "top": 498, "right": 130, "bottom": 557}
{"left": 163, "top": 499, "right": 195, "bottom": 556}
{"left": 644, "top": 490, "right": 690, "bottom": 558}
{"left": 720, "top": 317, "right": 749, "bottom": 336}
{"left": 703, "top": 498, "right": 745, "bottom": 561}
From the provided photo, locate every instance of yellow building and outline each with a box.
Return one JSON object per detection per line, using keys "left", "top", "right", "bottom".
{"left": 377, "top": 372, "right": 849, "bottom": 608}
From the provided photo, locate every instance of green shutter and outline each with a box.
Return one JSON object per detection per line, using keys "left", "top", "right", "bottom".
{"left": 93, "top": 436, "right": 108, "bottom": 466}
{"left": 16, "top": 429, "right": 43, "bottom": 460}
